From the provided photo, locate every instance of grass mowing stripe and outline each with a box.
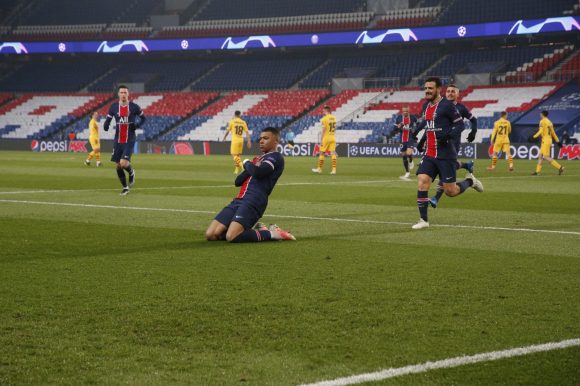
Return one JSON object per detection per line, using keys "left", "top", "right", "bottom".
{"left": 301, "top": 338, "right": 580, "bottom": 386}
{"left": 2, "top": 198, "right": 579, "bottom": 236}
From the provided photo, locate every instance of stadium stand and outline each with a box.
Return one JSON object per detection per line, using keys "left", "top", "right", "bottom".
{"left": 0, "top": 94, "right": 111, "bottom": 139}
{"left": 374, "top": 6, "right": 441, "bottom": 28}
{"left": 163, "top": 90, "right": 329, "bottom": 142}
{"left": 191, "top": 57, "right": 324, "bottom": 91}
{"left": 436, "top": 0, "right": 578, "bottom": 25}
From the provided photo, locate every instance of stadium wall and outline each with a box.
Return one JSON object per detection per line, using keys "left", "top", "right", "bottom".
{"left": 1, "top": 139, "right": 579, "bottom": 161}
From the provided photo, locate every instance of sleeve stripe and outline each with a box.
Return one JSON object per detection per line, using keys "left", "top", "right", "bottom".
{"left": 453, "top": 117, "right": 462, "bottom": 123}
{"left": 263, "top": 160, "right": 275, "bottom": 170}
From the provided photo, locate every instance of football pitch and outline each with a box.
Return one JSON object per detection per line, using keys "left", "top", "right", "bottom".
{"left": 0, "top": 151, "right": 578, "bottom": 385}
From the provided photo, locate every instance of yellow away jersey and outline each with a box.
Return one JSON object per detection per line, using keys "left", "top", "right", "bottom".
{"left": 491, "top": 118, "right": 511, "bottom": 143}
{"left": 533, "top": 117, "right": 559, "bottom": 143}
{"left": 321, "top": 114, "right": 337, "bottom": 139}
{"left": 89, "top": 118, "right": 99, "bottom": 140}
{"left": 227, "top": 117, "right": 249, "bottom": 142}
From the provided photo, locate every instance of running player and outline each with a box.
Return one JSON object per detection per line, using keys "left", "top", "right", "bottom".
{"left": 413, "top": 77, "right": 483, "bottom": 230}
{"left": 531, "top": 110, "right": 564, "bottom": 175}
{"left": 312, "top": 106, "right": 337, "bottom": 175}
{"left": 223, "top": 111, "right": 252, "bottom": 174}
{"left": 206, "top": 127, "right": 295, "bottom": 242}
{"left": 84, "top": 111, "right": 101, "bottom": 167}
{"left": 427, "top": 84, "right": 478, "bottom": 207}
{"left": 103, "top": 85, "right": 145, "bottom": 195}
{"left": 394, "top": 105, "right": 417, "bottom": 180}
{"left": 487, "top": 111, "right": 514, "bottom": 171}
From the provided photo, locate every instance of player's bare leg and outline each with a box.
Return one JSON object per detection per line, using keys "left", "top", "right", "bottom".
{"left": 413, "top": 174, "right": 431, "bottom": 229}
{"left": 206, "top": 220, "right": 227, "bottom": 241}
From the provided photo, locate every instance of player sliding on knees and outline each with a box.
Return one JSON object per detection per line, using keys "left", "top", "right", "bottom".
{"left": 103, "top": 84, "right": 145, "bottom": 196}
{"left": 206, "top": 127, "right": 296, "bottom": 242}
{"left": 412, "top": 77, "right": 483, "bottom": 230}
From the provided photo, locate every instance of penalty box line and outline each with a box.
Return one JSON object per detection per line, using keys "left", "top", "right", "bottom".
{"left": 299, "top": 338, "right": 580, "bottom": 386}
{"left": 1, "top": 199, "right": 579, "bottom": 236}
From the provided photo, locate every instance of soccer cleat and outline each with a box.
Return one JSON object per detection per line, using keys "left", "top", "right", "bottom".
{"left": 428, "top": 197, "right": 438, "bottom": 208}
{"left": 120, "top": 187, "right": 129, "bottom": 196}
{"left": 409, "top": 161, "right": 415, "bottom": 170}
{"left": 330, "top": 169, "right": 336, "bottom": 175}
{"left": 129, "top": 169, "right": 135, "bottom": 187}
{"left": 268, "top": 224, "right": 296, "bottom": 241}
{"left": 465, "top": 160, "right": 474, "bottom": 174}
{"left": 467, "top": 174, "right": 484, "bottom": 192}
{"left": 312, "top": 168, "right": 321, "bottom": 174}
{"left": 531, "top": 172, "right": 540, "bottom": 176}
{"left": 96, "top": 161, "right": 101, "bottom": 167}
{"left": 84, "top": 160, "right": 90, "bottom": 166}
{"left": 412, "top": 219, "right": 429, "bottom": 230}
{"left": 399, "top": 175, "right": 412, "bottom": 181}
{"left": 486, "top": 165, "right": 495, "bottom": 171}
{"left": 508, "top": 164, "right": 513, "bottom": 172}
{"left": 559, "top": 166, "right": 565, "bottom": 175}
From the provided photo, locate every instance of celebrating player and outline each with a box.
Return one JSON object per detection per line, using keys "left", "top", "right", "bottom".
{"left": 312, "top": 105, "right": 337, "bottom": 175}
{"left": 487, "top": 111, "right": 513, "bottom": 171}
{"left": 84, "top": 111, "right": 101, "bottom": 167}
{"left": 223, "top": 110, "right": 252, "bottom": 174}
{"left": 103, "top": 85, "right": 145, "bottom": 195}
{"left": 394, "top": 105, "right": 417, "bottom": 180}
{"left": 413, "top": 77, "right": 483, "bottom": 230}
{"left": 206, "top": 127, "right": 295, "bottom": 242}
{"left": 531, "top": 110, "right": 564, "bottom": 176}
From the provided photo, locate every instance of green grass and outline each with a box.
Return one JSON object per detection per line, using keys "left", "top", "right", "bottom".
{"left": 0, "top": 151, "right": 579, "bottom": 385}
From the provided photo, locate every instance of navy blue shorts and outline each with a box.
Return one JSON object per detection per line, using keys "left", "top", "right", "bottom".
{"left": 111, "top": 142, "right": 134, "bottom": 163}
{"left": 416, "top": 156, "right": 457, "bottom": 183}
{"left": 215, "top": 199, "right": 262, "bottom": 230}
{"left": 401, "top": 141, "right": 415, "bottom": 152}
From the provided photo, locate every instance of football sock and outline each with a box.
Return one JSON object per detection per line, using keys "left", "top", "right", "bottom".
{"left": 95, "top": 151, "right": 101, "bottom": 162}
{"left": 492, "top": 156, "right": 498, "bottom": 168}
{"left": 124, "top": 165, "right": 133, "bottom": 175}
{"left": 507, "top": 154, "right": 513, "bottom": 166}
{"left": 403, "top": 156, "right": 409, "bottom": 172}
{"left": 409, "top": 154, "right": 413, "bottom": 163}
{"left": 231, "top": 229, "right": 272, "bottom": 243}
{"left": 417, "top": 191, "right": 429, "bottom": 222}
{"left": 87, "top": 151, "right": 94, "bottom": 161}
{"left": 233, "top": 155, "right": 241, "bottom": 168}
{"left": 116, "top": 168, "right": 127, "bottom": 187}
{"left": 458, "top": 178, "right": 473, "bottom": 194}
{"left": 331, "top": 155, "right": 337, "bottom": 170}
{"left": 318, "top": 156, "right": 324, "bottom": 169}
{"left": 536, "top": 164, "right": 542, "bottom": 173}
{"left": 434, "top": 181, "right": 444, "bottom": 200}
{"left": 550, "top": 160, "right": 561, "bottom": 170}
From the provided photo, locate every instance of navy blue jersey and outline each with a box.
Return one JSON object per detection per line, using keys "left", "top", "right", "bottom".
{"left": 453, "top": 101, "right": 477, "bottom": 131}
{"left": 394, "top": 114, "right": 418, "bottom": 143}
{"left": 235, "top": 151, "right": 284, "bottom": 214}
{"left": 421, "top": 98, "right": 464, "bottom": 160}
{"left": 104, "top": 102, "right": 145, "bottom": 144}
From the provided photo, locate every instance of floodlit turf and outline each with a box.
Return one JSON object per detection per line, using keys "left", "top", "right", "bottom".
{"left": 0, "top": 151, "right": 579, "bottom": 385}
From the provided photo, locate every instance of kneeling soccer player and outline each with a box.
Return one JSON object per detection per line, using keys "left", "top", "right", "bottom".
{"left": 206, "top": 127, "right": 295, "bottom": 242}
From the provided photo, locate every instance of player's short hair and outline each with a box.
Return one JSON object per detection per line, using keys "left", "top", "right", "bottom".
{"left": 447, "top": 84, "right": 459, "bottom": 89}
{"left": 117, "top": 84, "right": 128, "bottom": 92}
{"left": 500, "top": 111, "right": 507, "bottom": 117}
{"left": 262, "top": 127, "right": 279, "bottom": 138}
{"left": 425, "top": 77, "right": 442, "bottom": 88}
{"left": 541, "top": 110, "right": 549, "bottom": 117}
{"left": 323, "top": 105, "right": 331, "bottom": 112}
{"left": 234, "top": 110, "right": 241, "bottom": 117}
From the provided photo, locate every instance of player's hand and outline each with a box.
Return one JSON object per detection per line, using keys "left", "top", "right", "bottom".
{"left": 417, "top": 142, "right": 424, "bottom": 153}
{"left": 556, "top": 141, "right": 563, "bottom": 148}
{"left": 467, "top": 129, "right": 477, "bottom": 143}
{"left": 528, "top": 135, "right": 536, "bottom": 143}
{"left": 246, "top": 142, "right": 251, "bottom": 149}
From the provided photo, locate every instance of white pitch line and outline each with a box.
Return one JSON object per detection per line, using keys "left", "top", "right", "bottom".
{"left": 300, "top": 338, "right": 580, "bottom": 386}
{"left": 1, "top": 199, "right": 579, "bottom": 236}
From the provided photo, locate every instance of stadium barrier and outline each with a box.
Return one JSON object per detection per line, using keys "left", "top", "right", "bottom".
{"left": 0, "top": 139, "right": 578, "bottom": 161}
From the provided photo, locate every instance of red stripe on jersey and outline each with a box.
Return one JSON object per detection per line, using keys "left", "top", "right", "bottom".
{"left": 402, "top": 116, "right": 411, "bottom": 142}
{"left": 119, "top": 104, "right": 129, "bottom": 144}
{"left": 236, "top": 176, "right": 252, "bottom": 199}
{"left": 424, "top": 102, "right": 439, "bottom": 158}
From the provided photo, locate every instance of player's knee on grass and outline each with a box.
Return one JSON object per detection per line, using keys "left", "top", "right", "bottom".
{"left": 225, "top": 222, "right": 244, "bottom": 242}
